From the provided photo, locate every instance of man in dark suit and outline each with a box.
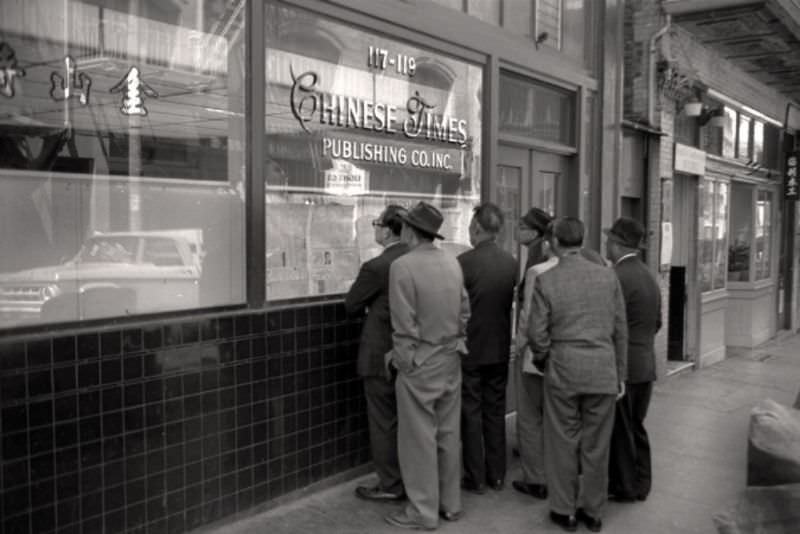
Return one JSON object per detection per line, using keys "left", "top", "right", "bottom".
{"left": 528, "top": 217, "right": 628, "bottom": 532}
{"left": 457, "top": 203, "right": 518, "bottom": 493}
{"left": 604, "top": 217, "right": 662, "bottom": 503}
{"left": 345, "top": 205, "right": 409, "bottom": 502}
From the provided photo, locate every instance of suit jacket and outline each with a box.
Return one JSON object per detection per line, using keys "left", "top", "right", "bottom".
{"left": 528, "top": 252, "right": 628, "bottom": 394}
{"left": 345, "top": 242, "right": 409, "bottom": 377}
{"left": 458, "top": 240, "right": 518, "bottom": 367}
{"left": 614, "top": 255, "right": 662, "bottom": 383}
{"left": 387, "top": 243, "right": 470, "bottom": 374}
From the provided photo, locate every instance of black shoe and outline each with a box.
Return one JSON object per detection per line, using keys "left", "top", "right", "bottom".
{"left": 461, "top": 478, "right": 486, "bottom": 495}
{"left": 512, "top": 480, "right": 547, "bottom": 499}
{"left": 576, "top": 509, "right": 603, "bottom": 532}
{"left": 549, "top": 511, "right": 578, "bottom": 532}
{"left": 487, "top": 479, "right": 504, "bottom": 491}
{"left": 608, "top": 492, "right": 636, "bottom": 503}
{"left": 439, "top": 509, "right": 463, "bottom": 522}
{"left": 355, "top": 485, "right": 405, "bottom": 502}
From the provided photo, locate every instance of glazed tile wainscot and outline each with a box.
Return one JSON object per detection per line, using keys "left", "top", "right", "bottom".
{"left": 0, "top": 303, "right": 368, "bottom": 534}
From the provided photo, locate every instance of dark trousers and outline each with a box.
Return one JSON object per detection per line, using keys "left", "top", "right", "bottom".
{"left": 461, "top": 362, "right": 509, "bottom": 485}
{"left": 364, "top": 375, "right": 403, "bottom": 494}
{"left": 608, "top": 381, "right": 653, "bottom": 499}
{"left": 543, "top": 382, "right": 615, "bottom": 518}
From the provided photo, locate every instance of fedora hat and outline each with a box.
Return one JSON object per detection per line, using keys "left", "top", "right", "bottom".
{"left": 521, "top": 207, "right": 553, "bottom": 234}
{"left": 399, "top": 201, "right": 445, "bottom": 240}
{"left": 604, "top": 217, "right": 646, "bottom": 250}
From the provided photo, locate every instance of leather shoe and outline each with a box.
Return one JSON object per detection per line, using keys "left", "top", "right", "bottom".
{"left": 487, "top": 479, "right": 504, "bottom": 491}
{"left": 512, "top": 480, "right": 547, "bottom": 499}
{"left": 439, "top": 509, "right": 463, "bottom": 522}
{"left": 355, "top": 485, "right": 405, "bottom": 502}
{"left": 384, "top": 511, "right": 436, "bottom": 531}
{"left": 576, "top": 508, "right": 603, "bottom": 532}
{"left": 461, "top": 478, "right": 486, "bottom": 495}
{"left": 549, "top": 511, "right": 578, "bottom": 532}
{"left": 608, "top": 492, "right": 636, "bottom": 503}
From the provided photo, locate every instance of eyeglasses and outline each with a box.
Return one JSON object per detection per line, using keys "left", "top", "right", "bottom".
{"left": 372, "top": 219, "right": 385, "bottom": 228}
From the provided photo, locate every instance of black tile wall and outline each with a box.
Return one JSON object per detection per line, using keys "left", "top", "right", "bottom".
{"left": 0, "top": 303, "right": 369, "bottom": 534}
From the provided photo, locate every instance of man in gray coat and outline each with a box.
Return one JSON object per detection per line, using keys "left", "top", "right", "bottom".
{"left": 528, "top": 217, "right": 627, "bottom": 532}
{"left": 345, "top": 205, "right": 409, "bottom": 502}
{"left": 384, "top": 202, "right": 470, "bottom": 531}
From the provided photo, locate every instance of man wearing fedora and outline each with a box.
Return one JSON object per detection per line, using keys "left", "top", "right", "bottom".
{"left": 457, "top": 202, "right": 518, "bottom": 494}
{"left": 345, "top": 205, "right": 409, "bottom": 503}
{"left": 384, "top": 201, "right": 470, "bottom": 531}
{"left": 528, "top": 217, "right": 627, "bottom": 532}
{"left": 604, "top": 217, "right": 662, "bottom": 503}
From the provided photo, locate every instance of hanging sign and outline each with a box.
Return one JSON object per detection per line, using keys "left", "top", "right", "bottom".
{"left": 786, "top": 152, "right": 799, "bottom": 200}
{"left": 109, "top": 66, "right": 158, "bottom": 116}
{"left": 0, "top": 42, "right": 25, "bottom": 98}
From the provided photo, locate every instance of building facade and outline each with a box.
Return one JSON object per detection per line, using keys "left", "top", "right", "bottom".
{"left": 623, "top": 0, "right": 800, "bottom": 374}
{"left": 0, "top": 1, "right": 622, "bottom": 533}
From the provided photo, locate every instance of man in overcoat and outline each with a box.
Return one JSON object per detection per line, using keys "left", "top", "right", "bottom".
{"left": 457, "top": 202, "right": 518, "bottom": 493}
{"left": 604, "top": 217, "right": 662, "bottom": 502}
{"left": 345, "top": 205, "right": 409, "bottom": 501}
{"left": 384, "top": 202, "right": 471, "bottom": 531}
{"left": 528, "top": 217, "right": 627, "bottom": 532}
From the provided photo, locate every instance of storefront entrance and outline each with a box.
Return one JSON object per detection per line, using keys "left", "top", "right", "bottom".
{"left": 668, "top": 173, "right": 699, "bottom": 363}
{"left": 495, "top": 144, "right": 570, "bottom": 412}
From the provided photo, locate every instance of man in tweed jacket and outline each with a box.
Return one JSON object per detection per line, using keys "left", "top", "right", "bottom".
{"left": 528, "top": 217, "right": 627, "bottom": 532}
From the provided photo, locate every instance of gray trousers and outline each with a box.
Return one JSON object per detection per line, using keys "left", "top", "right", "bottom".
{"left": 364, "top": 375, "right": 403, "bottom": 494}
{"left": 544, "top": 381, "right": 615, "bottom": 518}
{"left": 396, "top": 353, "right": 462, "bottom": 527}
{"left": 515, "top": 356, "right": 545, "bottom": 484}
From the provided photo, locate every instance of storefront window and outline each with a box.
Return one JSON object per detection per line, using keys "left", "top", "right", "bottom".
{"left": 0, "top": 0, "right": 246, "bottom": 328}
{"left": 264, "top": 3, "right": 482, "bottom": 301}
{"left": 728, "top": 183, "right": 754, "bottom": 282}
{"left": 722, "top": 106, "right": 737, "bottom": 159}
{"left": 755, "top": 190, "right": 773, "bottom": 280}
{"left": 752, "top": 120, "right": 764, "bottom": 163}
{"left": 699, "top": 178, "right": 728, "bottom": 292}
{"left": 737, "top": 114, "right": 751, "bottom": 161}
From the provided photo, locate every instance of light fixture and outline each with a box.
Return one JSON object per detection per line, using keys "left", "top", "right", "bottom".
{"left": 683, "top": 96, "right": 703, "bottom": 117}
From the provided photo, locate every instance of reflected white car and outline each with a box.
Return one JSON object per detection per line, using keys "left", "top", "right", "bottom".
{"left": 0, "top": 230, "right": 204, "bottom": 326}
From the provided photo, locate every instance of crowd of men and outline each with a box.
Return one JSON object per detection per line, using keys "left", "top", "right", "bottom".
{"left": 344, "top": 200, "right": 662, "bottom": 532}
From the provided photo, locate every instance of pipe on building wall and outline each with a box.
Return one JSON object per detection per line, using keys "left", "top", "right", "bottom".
{"left": 647, "top": 14, "right": 671, "bottom": 127}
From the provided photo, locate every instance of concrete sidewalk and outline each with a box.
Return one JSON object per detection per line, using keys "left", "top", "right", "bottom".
{"left": 205, "top": 334, "right": 800, "bottom": 534}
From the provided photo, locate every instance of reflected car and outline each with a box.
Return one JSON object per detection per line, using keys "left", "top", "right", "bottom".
{"left": 0, "top": 230, "right": 205, "bottom": 326}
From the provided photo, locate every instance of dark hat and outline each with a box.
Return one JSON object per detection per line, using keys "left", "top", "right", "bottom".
{"left": 521, "top": 208, "right": 553, "bottom": 234}
{"left": 399, "top": 201, "right": 445, "bottom": 240}
{"left": 604, "top": 217, "right": 646, "bottom": 250}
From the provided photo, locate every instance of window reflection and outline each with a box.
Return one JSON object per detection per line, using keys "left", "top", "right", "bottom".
{"left": 264, "top": 2, "right": 481, "bottom": 301}
{"left": 728, "top": 183, "right": 754, "bottom": 282}
{"left": 699, "top": 178, "right": 729, "bottom": 292}
{"left": 0, "top": 0, "right": 246, "bottom": 327}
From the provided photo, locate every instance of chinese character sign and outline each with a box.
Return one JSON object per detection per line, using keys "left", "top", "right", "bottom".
{"left": 787, "top": 152, "right": 799, "bottom": 200}
{"left": 50, "top": 55, "right": 91, "bottom": 105}
{"left": 109, "top": 67, "right": 158, "bottom": 116}
{"left": 0, "top": 42, "right": 25, "bottom": 98}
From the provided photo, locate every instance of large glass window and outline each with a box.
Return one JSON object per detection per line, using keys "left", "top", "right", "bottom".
{"left": 699, "top": 178, "right": 728, "bottom": 292}
{"left": 755, "top": 190, "right": 773, "bottom": 280}
{"left": 728, "top": 183, "right": 754, "bottom": 282}
{"left": 264, "top": 3, "right": 482, "bottom": 301}
{"left": 0, "top": 0, "right": 246, "bottom": 328}
{"left": 499, "top": 72, "right": 575, "bottom": 145}
{"left": 722, "top": 106, "right": 737, "bottom": 159}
